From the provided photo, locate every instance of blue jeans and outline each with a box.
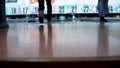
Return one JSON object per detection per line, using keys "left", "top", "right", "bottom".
{"left": 97, "top": 0, "right": 109, "bottom": 17}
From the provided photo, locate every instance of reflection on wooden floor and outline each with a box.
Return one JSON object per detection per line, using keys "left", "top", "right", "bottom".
{"left": 0, "top": 21, "right": 120, "bottom": 61}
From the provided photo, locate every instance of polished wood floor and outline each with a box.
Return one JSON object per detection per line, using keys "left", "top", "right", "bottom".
{"left": 0, "top": 21, "right": 120, "bottom": 62}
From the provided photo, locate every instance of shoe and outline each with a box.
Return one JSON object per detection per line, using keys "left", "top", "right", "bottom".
{"left": 100, "top": 19, "right": 108, "bottom": 22}
{"left": 47, "top": 15, "right": 51, "bottom": 23}
{"left": 48, "top": 20, "right": 51, "bottom": 23}
{"left": 39, "top": 17, "right": 43, "bottom": 23}
{"left": 100, "top": 17, "right": 108, "bottom": 23}
{"left": 0, "top": 23, "right": 9, "bottom": 29}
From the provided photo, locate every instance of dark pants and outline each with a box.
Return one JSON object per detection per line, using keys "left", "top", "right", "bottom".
{"left": 97, "top": 0, "right": 108, "bottom": 17}
{"left": 0, "top": 0, "right": 9, "bottom": 29}
{"left": 0, "top": 0, "right": 6, "bottom": 22}
{"left": 38, "top": 0, "right": 52, "bottom": 22}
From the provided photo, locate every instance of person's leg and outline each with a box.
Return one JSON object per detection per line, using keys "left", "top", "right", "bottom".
{"left": 38, "top": 0, "right": 44, "bottom": 23}
{"left": 97, "top": 0, "right": 108, "bottom": 22}
{"left": 46, "top": 0, "right": 52, "bottom": 22}
{"left": 0, "top": 0, "right": 9, "bottom": 29}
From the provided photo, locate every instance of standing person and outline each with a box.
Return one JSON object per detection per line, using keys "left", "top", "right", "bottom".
{"left": 97, "top": 0, "right": 109, "bottom": 22}
{"left": 38, "top": 0, "right": 52, "bottom": 23}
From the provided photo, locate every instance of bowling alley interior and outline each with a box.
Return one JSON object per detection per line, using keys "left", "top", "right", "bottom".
{"left": 0, "top": 0, "right": 120, "bottom": 68}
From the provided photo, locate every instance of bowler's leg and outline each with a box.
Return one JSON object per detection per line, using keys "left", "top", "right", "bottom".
{"left": 38, "top": 0, "right": 44, "bottom": 23}
{"left": 0, "top": 0, "right": 9, "bottom": 29}
{"left": 46, "top": 0, "right": 52, "bottom": 22}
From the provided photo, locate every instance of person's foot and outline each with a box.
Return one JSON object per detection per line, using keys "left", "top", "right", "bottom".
{"left": 39, "top": 17, "right": 43, "bottom": 23}
{"left": 48, "top": 20, "right": 51, "bottom": 23}
{"left": 0, "top": 23, "right": 9, "bottom": 29}
{"left": 47, "top": 16, "right": 51, "bottom": 23}
{"left": 100, "top": 17, "right": 108, "bottom": 22}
